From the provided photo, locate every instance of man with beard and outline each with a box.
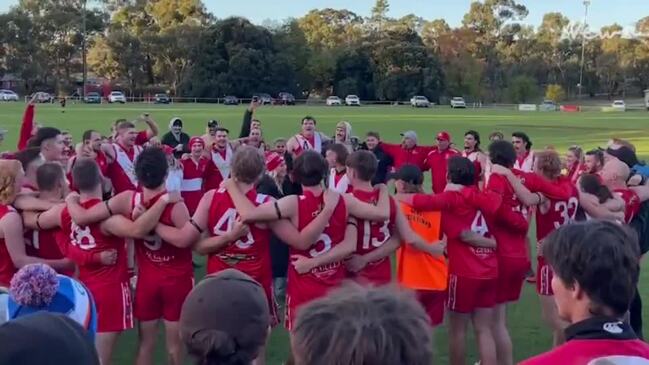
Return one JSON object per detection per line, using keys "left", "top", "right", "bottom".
{"left": 286, "top": 116, "right": 330, "bottom": 158}
{"left": 462, "top": 130, "right": 488, "bottom": 187}
{"left": 203, "top": 127, "right": 243, "bottom": 191}
{"left": 424, "top": 131, "right": 460, "bottom": 194}
{"left": 161, "top": 117, "right": 190, "bottom": 158}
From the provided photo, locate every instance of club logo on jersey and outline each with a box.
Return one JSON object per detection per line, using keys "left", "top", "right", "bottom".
{"left": 142, "top": 234, "right": 163, "bottom": 251}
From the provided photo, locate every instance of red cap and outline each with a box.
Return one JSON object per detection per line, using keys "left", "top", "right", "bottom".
{"left": 161, "top": 145, "right": 174, "bottom": 156}
{"left": 189, "top": 136, "right": 205, "bottom": 148}
{"left": 265, "top": 152, "right": 284, "bottom": 172}
{"left": 436, "top": 131, "right": 451, "bottom": 142}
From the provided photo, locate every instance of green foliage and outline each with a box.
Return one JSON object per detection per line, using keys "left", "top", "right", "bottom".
{"left": 545, "top": 84, "right": 566, "bottom": 102}
{"left": 507, "top": 75, "right": 538, "bottom": 103}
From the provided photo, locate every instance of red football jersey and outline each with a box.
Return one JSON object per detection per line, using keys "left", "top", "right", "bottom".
{"left": 24, "top": 228, "right": 72, "bottom": 276}
{"left": 351, "top": 188, "right": 396, "bottom": 285}
{"left": 425, "top": 147, "right": 461, "bottom": 194}
{"left": 135, "top": 130, "right": 150, "bottom": 146}
{"left": 206, "top": 188, "right": 272, "bottom": 280}
{"left": 380, "top": 142, "right": 434, "bottom": 171}
{"left": 485, "top": 172, "right": 529, "bottom": 259}
{"left": 107, "top": 143, "right": 142, "bottom": 194}
{"left": 462, "top": 150, "right": 483, "bottom": 185}
{"left": 614, "top": 188, "right": 641, "bottom": 224}
{"left": 287, "top": 190, "right": 348, "bottom": 322}
{"left": 180, "top": 157, "right": 209, "bottom": 215}
{"left": 413, "top": 187, "right": 501, "bottom": 279}
{"left": 58, "top": 199, "right": 128, "bottom": 286}
{"left": 204, "top": 147, "right": 232, "bottom": 191}
{"left": 0, "top": 204, "right": 17, "bottom": 286}
{"left": 132, "top": 192, "right": 193, "bottom": 279}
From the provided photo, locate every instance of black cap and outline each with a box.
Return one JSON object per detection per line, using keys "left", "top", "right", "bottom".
{"left": 607, "top": 146, "right": 638, "bottom": 168}
{"left": 207, "top": 120, "right": 219, "bottom": 128}
{"left": 388, "top": 164, "right": 423, "bottom": 185}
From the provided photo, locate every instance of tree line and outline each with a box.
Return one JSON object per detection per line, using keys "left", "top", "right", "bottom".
{"left": 1, "top": 0, "right": 648, "bottom": 103}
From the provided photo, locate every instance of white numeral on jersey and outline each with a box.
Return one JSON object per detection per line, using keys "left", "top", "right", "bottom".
{"left": 309, "top": 233, "right": 332, "bottom": 257}
{"left": 213, "top": 208, "right": 254, "bottom": 249}
{"left": 25, "top": 231, "right": 40, "bottom": 250}
{"left": 553, "top": 197, "right": 579, "bottom": 228}
{"left": 70, "top": 223, "right": 97, "bottom": 250}
{"left": 471, "top": 212, "right": 490, "bottom": 237}
{"left": 362, "top": 220, "right": 390, "bottom": 250}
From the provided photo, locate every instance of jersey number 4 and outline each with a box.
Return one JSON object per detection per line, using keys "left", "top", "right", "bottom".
{"left": 213, "top": 208, "right": 254, "bottom": 249}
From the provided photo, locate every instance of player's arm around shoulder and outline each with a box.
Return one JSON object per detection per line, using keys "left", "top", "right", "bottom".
{"left": 159, "top": 190, "right": 214, "bottom": 248}
{"left": 343, "top": 184, "right": 389, "bottom": 221}
{"left": 22, "top": 203, "right": 65, "bottom": 230}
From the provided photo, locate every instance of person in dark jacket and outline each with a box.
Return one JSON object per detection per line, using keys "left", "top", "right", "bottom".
{"left": 255, "top": 152, "right": 301, "bottom": 315}
{"left": 161, "top": 117, "right": 190, "bottom": 158}
{"left": 359, "top": 131, "right": 393, "bottom": 185}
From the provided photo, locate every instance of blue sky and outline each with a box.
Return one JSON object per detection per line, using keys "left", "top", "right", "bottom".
{"left": 1, "top": 0, "right": 647, "bottom": 31}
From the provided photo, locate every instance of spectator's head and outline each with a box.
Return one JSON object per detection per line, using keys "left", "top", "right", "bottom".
{"left": 251, "top": 119, "right": 261, "bottom": 130}
{"left": 365, "top": 131, "right": 381, "bottom": 150}
{"left": 30, "top": 127, "right": 63, "bottom": 162}
{"left": 544, "top": 221, "right": 639, "bottom": 322}
{"left": 115, "top": 121, "right": 138, "bottom": 147}
{"left": 488, "top": 140, "right": 517, "bottom": 168}
{"left": 265, "top": 152, "right": 286, "bottom": 181}
{"left": 36, "top": 163, "right": 65, "bottom": 196}
{"left": 135, "top": 147, "right": 168, "bottom": 190}
{"left": 0, "top": 159, "right": 24, "bottom": 205}
{"left": 579, "top": 174, "right": 613, "bottom": 204}
{"left": 180, "top": 269, "right": 270, "bottom": 365}
{"left": 585, "top": 149, "right": 605, "bottom": 174}
{"left": 0, "top": 312, "right": 99, "bottom": 365}
{"left": 169, "top": 117, "right": 183, "bottom": 134}
{"left": 214, "top": 127, "right": 229, "bottom": 149}
{"left": 15, "top": 147, "right": 43, "bottom": 184}
{"left": 512, "top": 132, "right": 532, "bottom": 154}
{"left": 464, "top": 130, "right": 481, "bottom": 151}
{"left": 82, "top": 130, "right": 102, "bottom": 152}
{"left": 489, "top": 131, "right": 504, "bottom": 142}
{"left": 566, "top": 145, "right": 584, "bottom": 168}
{"left": 325, "top": 143, "right": 349, "bottom": 169}
{"left": 447, "top": 156, "right": 475, "bottom": 186}
{"left": 72, "top": 158, "right": 101, "bottom": 194}
{"left": 335, "top": 121, "right": 351, "bottom": 143}
{"left": 346, "top": 150, "right": 377, "bottom": 184}
{"left": 606, "top": 146, "right": 639, "bottom": 168}
{"left": 301, "top": 116, "right": 317, "bottom": 135}
{"left": 292, "top": 151, "right": 328, "bottom": 187}
{"left": 436, "top": 131, "right": 451, "bottom": 151}
{"left": 400, "top": 131, "right": 417, "bottom": 149}
{"left": 61, "top": 131, "right": 73, "bottom": 147}
{"left": 291, "top": 284, "right": 432, "bottom": 365}
{"left": 600, "top": 158, "right": 629, "bottom": 187}
{"left": 231, "top": 146, "right": 265, "bottom": 185}
{"left": 534, "top": 150, "right": 562, "bottom": 180}
{"left": 7, "top": 264, "right": 97, "bottom": 341}
{"left": 189, "top": 137, "right": 205, "bottom": 158}
{"left": 248, "top": 128, "right": 262, "bottom": 145}
{"left": 607, "top": 138, "right": 635, "bottom": 152}
{"left": 273, "top": 138, "right": 286, "bottom": 155}
{"left": 391, "top": 164, "right": 424, "bottom": 194}
{"left": 207, "top": 120, "right": 219, "bottom": 136}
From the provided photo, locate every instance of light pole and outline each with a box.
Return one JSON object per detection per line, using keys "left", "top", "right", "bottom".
{"left": 578, "top": 0, "right": 591, "bottom": 100}
{"left": 82, "top": 0, "right": 87, "bottom": 100}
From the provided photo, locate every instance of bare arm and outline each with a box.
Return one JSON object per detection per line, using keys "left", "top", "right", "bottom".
{"left": 497, "top": 168, "right": 542, "bottom": 206}
{"left": 22, "top": 204, "right": 64, "bottom": 230}
{"left": 13, "top": 194, "right": 57, "bottom": 211}
{"left": 291, "top": 219, "right": 358, "bottom": 274}
{"left": 142, "top": 115, "right": 159, "bottom": 138}
{"left": 101, "top": 196, "right": 171, "bottom": 238}
{"left": 460, "top": 230, "right": 496, "bottom": 248}
{"left": 155, "top": 191, "right": 212, "bottom": 247}
{"left": 343, "top": 185, "right": 390, "bottom": 221}
{"left": 579, "top": 192, "right": 625, "bottom": 221}
{"left": 194, "top": 218, "right": 248, "bottom": 255}
{"left": 225, "top": 180, "right": 297, "bottom": 223}
{"left": 631, "top": 185, "right": 649, "bottom": 203}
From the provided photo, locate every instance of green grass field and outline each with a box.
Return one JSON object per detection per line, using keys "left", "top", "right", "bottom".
{"left": 0, "top": 102, "right": 648, "bottom": 364}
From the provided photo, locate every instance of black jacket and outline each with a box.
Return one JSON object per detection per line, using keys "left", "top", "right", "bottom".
{"left": 359, "top": 142, "right": 393, "bottom": 185}
{"left": 161, "top": 131, "right": 190, "bottom": 158}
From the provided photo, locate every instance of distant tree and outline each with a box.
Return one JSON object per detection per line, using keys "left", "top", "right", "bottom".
{"left": 545, "top": 84, "right": 566, "bottom": 102}
{"left": 507, "top": 75, "right": 538, "bottom": 103}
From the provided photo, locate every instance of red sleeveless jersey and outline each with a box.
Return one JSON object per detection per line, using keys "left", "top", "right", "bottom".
{"left": 206, "top": 188, "right": 272, "bottom": 280}
{"left": 462, "top": 150, "right": 483, "bottom": 185}
{"left": 614, "top": 188, "right": 641, "bottom": 224}
{"left": 532, "top": 176, "right": 579, "bottom": 251}
{"left": 132, "top": 192, "right": 193, "bottom": 279}
{"left": 107, "top": 144, "right": 142, "bottom": 193}
{"left": 0, "top": 204, "right": 17, "bottom": 286}
{"left": 180, "top": 157, "right": 208, "bottom": 215}
{"left": 351, "top": 188, "right": 396, "bottom": 285}
{"left": 287, "top": 190, "right": 347, "bottom": 309}
{"left": 59, "top": 199, "right": 128, "bottom": 286}
{"left": 24, "top": 228, "right": 72, "bottom": 276}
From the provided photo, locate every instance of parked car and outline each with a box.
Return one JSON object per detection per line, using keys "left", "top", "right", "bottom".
{"left": 253, "top": 93, "right": 273, "bottom": 105}
{"left": 345, "top": 95, "right": 361, "bottom": 106}
{"left": 0, "top": 89, "right": 19, "bottom": 101}
{"left": 31, "top": 92, "right": 53, "bottom": 103}
{"left": 611, "top": 100, "right": 626, "bottom": 112}
{"left": 410, "top": 96, "right": 430, "bottom": 108}
{"left": 645, "top": 89, "right": 649, "bottom": 111}
{"left": 450, "top": 97, "right": 466, "bottom": 108}
{"left": 108, "top": 91, "right": 126, "bottom": 104}
{"left": 223, "top": 95, "right": 239, "bottom": 105}
{"left": 277, "top": 92, "right": 295, "bottom": 105}
{"left": 154, "top": 93, "right": 171, "bottom": 104}
{"left": 539, "top": 100, "right": 558, "bottom": 112}
{"left": 84, "top": 92, "right": 101, "bottom": 104}
{"left": 326, "top": 96, "right": 342, "bottom": 106}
